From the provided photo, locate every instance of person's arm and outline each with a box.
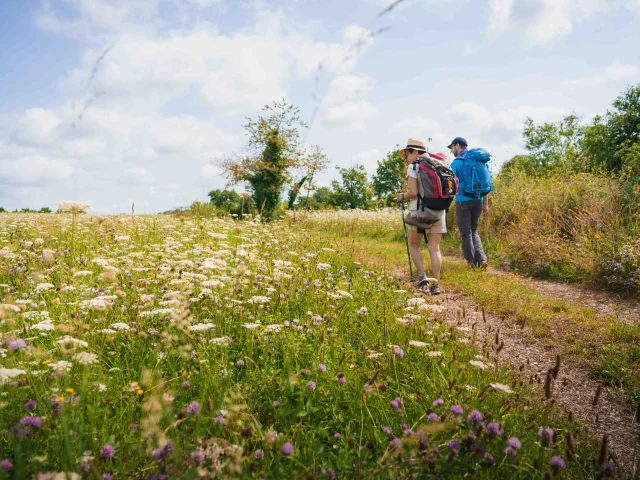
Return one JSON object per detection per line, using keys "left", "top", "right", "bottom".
{"left": 406, "top": 176, "right": 418, "bottom": 200}
{"left": 482, "top": 193, "right": 489, "bottom": 214}
{"left": 395, "top": 169, "right": 419, "bottom": 201}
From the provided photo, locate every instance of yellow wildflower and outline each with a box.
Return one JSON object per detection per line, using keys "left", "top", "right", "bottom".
{"left": 42, "top": 360, "right": 52, "bottom": 365}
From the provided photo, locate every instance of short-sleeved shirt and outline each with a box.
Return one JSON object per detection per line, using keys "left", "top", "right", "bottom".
{"left": 406, "top": 163, "right": 447, "bottom": 234}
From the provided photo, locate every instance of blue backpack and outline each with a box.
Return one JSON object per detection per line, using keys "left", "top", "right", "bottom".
{"left": 457, "top": 148, "right": 493, "bottom": 199}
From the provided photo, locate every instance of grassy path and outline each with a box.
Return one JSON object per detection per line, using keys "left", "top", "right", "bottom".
{"left": 303, "top": 231, "right": 640, "bottom": 476}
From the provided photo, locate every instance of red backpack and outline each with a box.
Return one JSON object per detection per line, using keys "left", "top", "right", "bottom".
{"left": 412, "top": 152, "right": 459, "bottom": 211}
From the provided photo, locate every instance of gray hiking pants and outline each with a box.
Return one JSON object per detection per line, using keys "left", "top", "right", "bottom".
{"left": 455, "top": 200, "right": 487, "bottom": 265}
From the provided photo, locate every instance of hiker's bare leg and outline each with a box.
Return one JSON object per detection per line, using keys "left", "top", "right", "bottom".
{"left": 426, "top": 232, "right": 442, "bottom": 281}
{"left": 408, "top": 229, "right": 425, "bottom": 277}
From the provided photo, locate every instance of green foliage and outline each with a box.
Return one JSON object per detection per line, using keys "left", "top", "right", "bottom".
{"left": 287, "top": 176, "right": 308, "bottom": 210}
{"left": 298, "top": 186, "right": 333, "bottom": 210}
{"left": 483, "top": 169, "right": 640, "bottom": 296}
{"left": 329, "top": 165, "right": 374, "bottom": 210}
{"left": 495, "top": 84, "right": 640, "bottom": 295}
{"left": 296, "top": 145, "right": 330, "bottom": 210}
{"left": 252, "top": 132, "right": 287, "bottom": 217}
{"left": 583, "top": 84, "right": 640, "bottom": 174}
{"left": 371, "top": 148, "right": 405, "bottom": 206}
{"left": 517, "top": 84, "right": 640, "bottom": 187}
{"left": 220, "top": 100, "right": 307, "bottom": 220}
{"left": 8, "top": 207, "right": 53, "bottom": 213}
{"left": 207, "top": 189, "right": 255, "bottom": 217}
{"left": 520, "top": 114, "right": 584, "bottom": 174}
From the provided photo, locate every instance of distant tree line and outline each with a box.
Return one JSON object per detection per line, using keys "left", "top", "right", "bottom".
{"left": 199, "top": 83, "right": 640, "bottom": 218}
{"left": 0, "top": 207, "right": 52, "bottom": 213}
{"left": 208, "top": 149, "right": 407, "bottom": 215}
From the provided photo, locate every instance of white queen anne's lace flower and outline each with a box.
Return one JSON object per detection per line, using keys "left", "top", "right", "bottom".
{"left": 188, "top": 323, "right": 216, "bottom": 331}
{"left": 0, "top": 368, "right": 27, "bottom": 385}
{"left": 73, "top": 352, "right": 99, "bottom": 365}
{"left": 490, "top": 383, "right": 513, "bottom": 394}
{"left": 470, "top": 360, "right": 488, "bottom": 370}
{"left": 55, "top": 201, "right": 91, "bottom": 213}
{"left": 57, "top": 336, "right": 89, "bottom": 348}
{"left": 110, "top": 323, "right": 131, "bottom": 331}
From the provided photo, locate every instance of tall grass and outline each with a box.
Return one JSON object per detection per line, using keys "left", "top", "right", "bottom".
{"left": 483, "top": 171, "right": 640, "bottom": 295}
{"left": 0, "top": 213, "right": 607, "bottom": 478}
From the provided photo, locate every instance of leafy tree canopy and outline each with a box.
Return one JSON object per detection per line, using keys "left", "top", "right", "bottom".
{"left": 329, "top": 165, "right": 374, "bottom": 210}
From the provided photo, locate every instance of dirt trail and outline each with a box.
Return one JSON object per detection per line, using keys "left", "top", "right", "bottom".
{"left": 339, "top": 238, "right": 640, "bottom": 475}
{"left": 437, "top": 290, "right": 639, "bottom": 477}
{"left": 486, "top": 265, "right": 640, "bottom": 326}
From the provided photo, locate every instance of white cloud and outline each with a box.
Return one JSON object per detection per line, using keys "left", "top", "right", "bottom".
{"left": 200, "top": 163, "right": 223, "bottom": 180}
{"left": 352, "top": 148, "right": 383, "bottom": 176}
{"left": 324, "top": 101, "right": 376, "bottom": 131}
{"left": 10, "top": 108, "right": 61, "bottom": 146}
{"left": 12, "top": 1, "right": 377, "bottom": 212}
{"left": 325, "top": 74, "right": 375, "bottom": 104}
{"left": 319, "top": 74, "right": 377, "bottom": 131}
{"left": 35, "top": 0, "right": 163, "bottom": 38}
{"left": 568, "top": 61, "right": 640, "bottom": 87}
{"left": 122, "top": 167, "right": 154, "bottom": 185}
{"left": 149, "top": 184, "right": 181, "bottom": 198}
{"left": 486, "top": 0, "right": 616, "bottom": 44}
{"left": 629, "top": 0, "right": 640, "bottom": 11}
{"left": 391, "top": 117, "right": 440, "bottom": 137}
{"left": 0, "top": 154, "right": 75, "bottom": 187}
{"left": 463, "top": 43, "right": 475, "bottom": 56}
{"left": 449, "top": 102, "right": 567, "bottom": 144}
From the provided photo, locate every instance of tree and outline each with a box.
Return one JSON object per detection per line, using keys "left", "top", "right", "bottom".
{"left": 300, "top": 145, "right": 329, "bottom": 209}
{"left": 329, "top": 165, "right": 374, "bottom": 210}
{"left": 287, "top": 176, "right": 308, "bottom": 210}
{"left": 313, "top": 187, "right": 332, "bottom": 208}
{"left": 522, "top": 114, "right": 584, "bottom": 174}
{"left": 298, "top": 186, "right": 332, "bottom": 210}
{"left": 219, "top": 100, "right": 307, "bottom": 220}
{"left": 372, "top": 148, "right": 405, "bottom": 206}
{"left": 207, "top": 189, "right": 255, "bottom": 216}
{"left": 287, "top": 145, "right": 329, "bottom": 210}
{"left": 582, "top": 84, "right": 640, "bottom": 176}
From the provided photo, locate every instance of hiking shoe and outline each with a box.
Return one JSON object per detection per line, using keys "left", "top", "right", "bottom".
{"left": 415, "top": 275, "right": 429, "bottom": 288}
{"left": 478, "top": 261, "right": 488, "bottom": 271}
{"left": 430, "top": 284, "right": 441, "bottom": 295}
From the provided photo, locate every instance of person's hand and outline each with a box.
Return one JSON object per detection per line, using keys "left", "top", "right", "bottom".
{"left": 395, "top": 192, "right": 404, "bottom": 202}
{"left": 482, "top": 205, "right": 489, "bottom": 215}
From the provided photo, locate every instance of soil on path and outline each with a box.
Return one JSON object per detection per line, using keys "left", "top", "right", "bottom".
{"left": 336, "top": 236, "right": 640, "bottom": 475}
{"left": 486, "top": 265, "right": 640, "bottom": 326}
{"left": 437, "top": 290, "right": 639, "bottom": 477}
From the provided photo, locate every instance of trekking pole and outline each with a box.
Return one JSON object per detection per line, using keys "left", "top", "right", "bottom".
{"left": 399, "top": 200, "right": 414, "bottom": 282}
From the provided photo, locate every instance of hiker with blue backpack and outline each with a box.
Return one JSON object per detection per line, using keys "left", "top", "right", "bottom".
{"left": 448, "top": 137, "right": 493, "bottom": 269}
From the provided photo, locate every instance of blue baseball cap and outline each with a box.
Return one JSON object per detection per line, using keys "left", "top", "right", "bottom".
{"left": 447, "top": 137, "right": 468, "bottom": 148}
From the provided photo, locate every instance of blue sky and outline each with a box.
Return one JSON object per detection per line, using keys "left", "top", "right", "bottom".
{"left": 1, "top": 0, "right": 639, "bottom": 213}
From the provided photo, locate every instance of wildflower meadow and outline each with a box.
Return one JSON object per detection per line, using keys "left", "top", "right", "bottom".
{"left": 0, "top": 212, "right": 617, "bottom": 479}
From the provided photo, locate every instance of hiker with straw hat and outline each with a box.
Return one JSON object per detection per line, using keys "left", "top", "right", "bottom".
{"left": 395, "top": 138, "right": 446, "bottom": 294}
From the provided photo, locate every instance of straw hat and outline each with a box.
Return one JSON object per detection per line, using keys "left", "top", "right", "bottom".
{"left": 398, "top": 139, "right": 427, "bottom": 158}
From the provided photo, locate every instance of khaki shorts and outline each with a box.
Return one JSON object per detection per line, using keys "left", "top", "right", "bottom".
{"left": 407, "top": 210, "right": 447, "bottom": 234}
